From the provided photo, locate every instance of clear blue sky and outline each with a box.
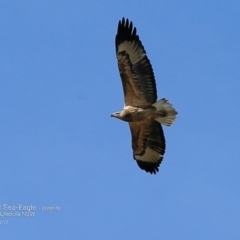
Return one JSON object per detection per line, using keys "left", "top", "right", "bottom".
{"left": 1, "top": 0, "right": 240, "bottom": 239}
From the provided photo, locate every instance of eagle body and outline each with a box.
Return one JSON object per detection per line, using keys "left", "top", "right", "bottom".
{"left": 111, "top": 18, "right": 178, "bottom": 174}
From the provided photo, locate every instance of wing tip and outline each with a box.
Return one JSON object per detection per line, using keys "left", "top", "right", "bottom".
{"left": 115, "top": 17, "right": 138, "bottom": 52}
{"left": 136, "top": 160, "right": 161, "bottom": 174}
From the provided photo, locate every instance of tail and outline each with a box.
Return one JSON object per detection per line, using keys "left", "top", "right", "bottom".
{"left": 152, "top": 98, "right": 178, "bottom": 126}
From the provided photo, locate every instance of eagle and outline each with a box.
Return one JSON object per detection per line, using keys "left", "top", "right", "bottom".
{"left": 111, "top": 18, "right": 178, "bottom": 174}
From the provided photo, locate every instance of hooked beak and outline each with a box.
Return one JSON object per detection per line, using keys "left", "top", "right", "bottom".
{"left": 110, "top": 112, "right": 119, "bottom": 118}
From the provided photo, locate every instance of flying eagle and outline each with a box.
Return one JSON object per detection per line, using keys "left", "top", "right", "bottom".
{"left": 111, "top": 18, "right": 178, "bottom": 174}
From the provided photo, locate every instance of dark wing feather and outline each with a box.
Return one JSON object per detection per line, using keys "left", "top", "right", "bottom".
{"left": 115, "top": 18, "right": 157, "bottom": 106}
{"left": 129, "top": 121, "right": 165, "bottom": 174}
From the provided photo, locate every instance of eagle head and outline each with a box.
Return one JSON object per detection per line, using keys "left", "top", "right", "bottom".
{"left": 111, "top": 110, "right": 133, "bottom": 122}
{"left": 110, "top": 112, "right": 121, "bottom": 119}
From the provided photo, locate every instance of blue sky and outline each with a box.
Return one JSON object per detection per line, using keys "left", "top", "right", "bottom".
{"left": 1, "top": 0, "right": 240, "bottom": 239}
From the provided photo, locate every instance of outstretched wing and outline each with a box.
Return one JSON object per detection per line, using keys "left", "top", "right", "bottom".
{"left": 115, "top": 18, "right": 157, "bottom": 106}
{"left": 129, "top": 121, "right": 166, "bottom": 174}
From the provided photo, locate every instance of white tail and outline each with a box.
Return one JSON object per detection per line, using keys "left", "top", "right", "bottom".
{"left": 152, "top": 98, "right": 178, "bottom": 126}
